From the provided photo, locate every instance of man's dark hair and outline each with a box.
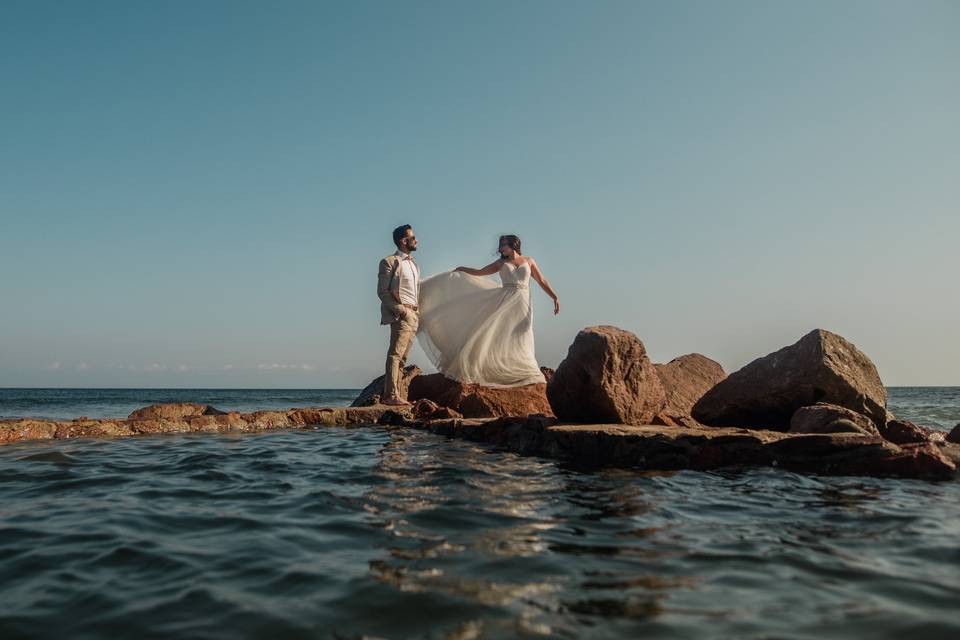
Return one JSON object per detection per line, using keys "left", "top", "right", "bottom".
{"left": 393, "top": 224, "right": 412, "bottom": 248}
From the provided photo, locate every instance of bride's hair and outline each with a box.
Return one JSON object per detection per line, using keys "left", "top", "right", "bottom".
{"left": 498, "top": 234, "right": 522, "bottom": 256}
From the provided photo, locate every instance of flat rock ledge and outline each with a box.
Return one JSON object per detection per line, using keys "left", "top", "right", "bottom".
{"left": 0, "top": 406, "right": 398, "bottom": 444}
{"left": 1, "top": 405, "right": 956, "bottom": 482}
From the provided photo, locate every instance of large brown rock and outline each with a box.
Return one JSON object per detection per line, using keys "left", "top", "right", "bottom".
{"left": 351, "top": 365, "right": 422, "bottom": 407}
{"left": 654, "top": 354, "right": 726, "bottom": 417}
{"left": 408, "top": 373, "right": 552, "bottom": 418}
{"left": 547, "top": 326, "right": 666, "bottom": 424}
{"left": 128, "top": 403, "right": 225, "bottom": 421}
{"left": 789, "top": 403, "right": 880, "bottom": 437}
{"left": 692, "top": 329, "right": 887, "bottom": 431}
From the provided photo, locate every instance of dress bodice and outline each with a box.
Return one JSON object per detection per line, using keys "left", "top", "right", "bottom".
{"left": 498, "top": 261, "right": 531, "bottom": 288}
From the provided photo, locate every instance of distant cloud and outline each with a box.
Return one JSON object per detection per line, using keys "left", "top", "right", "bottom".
{"left": 177, "top": 364, "right": 189, "bottom": 371}
{"left": 256, "top": 363, "right": 316, "bottom": 371}
{"left": 76, "top": 362, "right": 90, "bottom": 370}
{"left": 222, "top": 364, "right": 234, "bottom": 370}
{"left": 48, "top": 361, "right": 62, "bottom": 370}
{"left": 143, "top": 363, "right": 167, "bottom": 372}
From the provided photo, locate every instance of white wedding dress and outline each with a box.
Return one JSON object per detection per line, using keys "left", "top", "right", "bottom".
{"left": 417, "top": 261, "right": 547, "bottom": 387}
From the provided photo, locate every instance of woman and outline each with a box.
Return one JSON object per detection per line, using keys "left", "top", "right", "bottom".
{"left": 417, "top": 235, "right": 560, "bottom": 387}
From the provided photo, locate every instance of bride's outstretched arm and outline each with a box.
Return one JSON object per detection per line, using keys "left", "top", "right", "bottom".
{"left": 529, "top": 259, "right": 560, "bottom": 315}
{"left": 454, "top": 259, "right": 502, "bottom": 276}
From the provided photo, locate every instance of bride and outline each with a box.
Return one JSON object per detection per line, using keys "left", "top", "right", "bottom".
{"left": 417, "top": 234, "right": 560, "bottom": 387}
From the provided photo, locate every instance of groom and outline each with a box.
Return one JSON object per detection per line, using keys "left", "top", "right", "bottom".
{"left": 377, "top": 224, "right": 420, "bottom": 406}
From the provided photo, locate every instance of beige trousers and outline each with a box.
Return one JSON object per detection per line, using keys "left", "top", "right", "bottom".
{"left": 384, "top": 307, "right": 419, "bottom": 400}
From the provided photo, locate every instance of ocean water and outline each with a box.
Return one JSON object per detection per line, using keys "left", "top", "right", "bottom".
{"left": 0, "top": 388, "right": 957, "bottom": 639}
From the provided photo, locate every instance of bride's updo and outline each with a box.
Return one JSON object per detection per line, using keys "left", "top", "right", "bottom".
{"left": 498, "top": 234, "right": 522, "bottom": 257}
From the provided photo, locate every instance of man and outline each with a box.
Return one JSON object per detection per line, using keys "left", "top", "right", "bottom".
{"left": 377, "top": 224, "right": 420, "bottom": 405}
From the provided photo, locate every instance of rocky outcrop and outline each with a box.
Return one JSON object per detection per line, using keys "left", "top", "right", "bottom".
{"left": 351, "top": 365, "right": 422, "bottom": 407}
{"left": 789, "top": 403, "right": 881, "bottom": 437}
{"left": 1, "top": 402, "right": 957, "bottom": 480}
{"left": 654, "top": 354, "right": 726, "bottom": 418}
{"left": 547, "top": 326, "right": 666, "bottom": 424}
{"left": 879, "top": 419, "right": 945, "bottom": 445}
{"left": 692, "top": 329, "right": 887, "bottom": 431}
{"left": 420, "top": 416, "right": 955, "bottom": 481}
{"left": 2, "top": 404, "right": 401, "bottom": 445}
{"left": 128, "top": 403, "right": 226, "bottom": 420}
{"left": 408, "top": 373, "right": 552, "bottom": 418}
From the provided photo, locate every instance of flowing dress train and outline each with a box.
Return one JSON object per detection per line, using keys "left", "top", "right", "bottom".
{"left": 417, "top": 262, "right": 546, "bottom": 387}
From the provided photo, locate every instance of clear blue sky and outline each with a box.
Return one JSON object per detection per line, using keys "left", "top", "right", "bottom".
{"left": 2, "top": 0, "right": 957, "bottom": 388}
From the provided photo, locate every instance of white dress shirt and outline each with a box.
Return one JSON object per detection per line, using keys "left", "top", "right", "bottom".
{"left": 395, "top": 250, "right": 420, "bottom": 306}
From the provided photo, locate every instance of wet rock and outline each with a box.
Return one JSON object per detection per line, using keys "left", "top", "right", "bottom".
{"left": 287, "top": 407, "right": 340, "bottom": 426}
{"left": 0, "top": 405, "right": 396, "bottom": 446}
{"left": 425, "top": 416, "right": 952, "bottom": 479}
{"left": 408, "top": 373, "right": 552, "bottom": 419}
{"left": 692, "top": 329, "right": 887, "bottom": 431}
{"left": 410, "top": 399, "right": 463, "bottom": 421}
{"left": 55, "top": 420, "right": 132, "bottom": 439}
{"left": 376, "top": 410, "right": 413, "bottom": 427}
{"left": 879, "top": 419, "right": 944, "bottom": 445}
{"left": 411, "top": 398, "right": 441, "bottom": 418}
{"left": 947, "top": 424, "right": 960, "bottom": 445}
{"left": 1, "top": 404, "right": 956, "bottom": 481}
{"left": 547, "top": 326, "right": 666, "bottom": 425}
{"left": 789, "top": 403, "right": 880, "bottom": 437}
{"left": 128, "top": 403, "right": 226, "bottom": 421}
{"left": 0, "top": 419, "right": 58, "bottom": 444}
{"left": 351, "top": 365, "right": 422, "bottom": 406}
{"left": 654, "top": 353, "right": 726, "bottom": 417}
{"left": 869, "top": 442, "right": 956, "bottom": 480}
{"left": 941, "top": 442, "right": 960, "bottom": 467}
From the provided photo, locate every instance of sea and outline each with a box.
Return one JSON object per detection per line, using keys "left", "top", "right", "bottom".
{"left": 0, "top": 387, "right": 957, "bottom": 639}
